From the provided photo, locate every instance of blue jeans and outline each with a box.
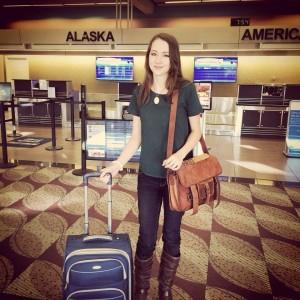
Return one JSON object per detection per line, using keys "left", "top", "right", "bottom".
{"left": 136, "top": 171, "right": 184, "bottom": 260}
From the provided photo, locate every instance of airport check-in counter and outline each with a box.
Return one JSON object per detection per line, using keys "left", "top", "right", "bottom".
{"left": 235, "top": 84, "right": 300, "bottom": 138}
{"left": 205, "top": 97, "right": 237, "bottom": 136}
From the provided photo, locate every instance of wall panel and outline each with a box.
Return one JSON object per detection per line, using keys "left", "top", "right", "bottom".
{"left": 22, "top": 54, "right": 300, "bottom": 97}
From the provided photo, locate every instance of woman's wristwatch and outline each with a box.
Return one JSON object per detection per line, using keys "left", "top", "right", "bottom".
{"left": 113, "top": 160, "right": 123, "bottom": 171}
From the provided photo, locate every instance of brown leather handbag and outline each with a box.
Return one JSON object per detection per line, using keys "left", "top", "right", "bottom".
{"left": 166, "top": 91, "right": 222, "bottom": 215}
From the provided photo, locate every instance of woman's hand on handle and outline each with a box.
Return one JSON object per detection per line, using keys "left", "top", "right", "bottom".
{"left": 99, "top": 161, "right": 122, "bottom": 183}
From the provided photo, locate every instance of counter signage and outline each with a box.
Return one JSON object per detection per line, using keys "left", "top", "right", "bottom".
{"left": 66, "top": 31, "right": 115, "bottom": 43}
{"left": 241, "top": 27, "right": 300, "bottom": 41}
{"left": 195, "top": 82, "right": 212, "bottom": 110}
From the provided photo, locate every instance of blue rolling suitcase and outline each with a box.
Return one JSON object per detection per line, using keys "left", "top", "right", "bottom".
{"left": 62, "top": 172, "right": 133, "bottom": 300}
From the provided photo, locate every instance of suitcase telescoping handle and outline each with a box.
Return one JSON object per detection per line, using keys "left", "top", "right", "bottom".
{"left": 83, "top": 170, "right": 113, "bottom": 239}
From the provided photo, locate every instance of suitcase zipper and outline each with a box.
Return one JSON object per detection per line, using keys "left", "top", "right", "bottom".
{"left": 66, "top": 287, "right": 126, "bottom": 300}
{"left": 65, "top": 258, "right": 127, "bottom": 285}
{"left": 64, "top": 248, "right": 132, "bottom": 299}
{"left": 65, "top": 248, "right": 130, "bottom": 263}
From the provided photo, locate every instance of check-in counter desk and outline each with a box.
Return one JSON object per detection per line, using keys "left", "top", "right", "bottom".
{"left": 79, "top": 93, "right": 131, "bottom": 120}
{"left": 235, "top": 84, "right": 300, "bottom": 138}
{"left": 14, "top": 79, "right": 73, "bottom": 126}
{"left": 17, "top": 99, "right": 63, "bottom": 126}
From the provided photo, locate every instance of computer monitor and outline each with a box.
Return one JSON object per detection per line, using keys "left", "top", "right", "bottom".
{"left": 96, "top": 56, "right": 134, "bottom": 81}
{"left": 0, "top": 82, "right": 12, "bottom": 101}
{"left": 194, "top": 57, "right": 238, "bottom": 83}
{"left": 14, "top": 79, "right": 32, "bottom": 97}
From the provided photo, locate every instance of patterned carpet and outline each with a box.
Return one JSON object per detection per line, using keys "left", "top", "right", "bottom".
{"left": 0, "top": 165, "right": 299, "bottom": 300}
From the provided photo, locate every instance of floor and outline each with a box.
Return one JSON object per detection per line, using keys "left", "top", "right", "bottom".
{"left": 205, "top": 133, "right": 300, "bottom": 186}
{"left": 1, "top": 165, "right": 299, "bottom": 300}
{"left": 1, "top": 120, "right": 300, "bottom": 187}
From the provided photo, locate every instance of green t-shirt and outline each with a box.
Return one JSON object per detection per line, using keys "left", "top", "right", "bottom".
{"left": 128, "top": 82, "right": 203, "bottom": 178}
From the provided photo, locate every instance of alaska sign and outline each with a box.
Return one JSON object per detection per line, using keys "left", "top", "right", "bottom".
{"left": 66, "top": 31, "right": 115, "bottom": 42}
{"left": 242, "top": 27, "right": 300, "bottom": 41}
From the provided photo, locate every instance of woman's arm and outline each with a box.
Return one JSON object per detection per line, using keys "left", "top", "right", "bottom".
{"left": 162, "top": 114, "right": 201, "bottom": 170}
{"left": 99, "top": 116, "right": 141, "bottom": 180}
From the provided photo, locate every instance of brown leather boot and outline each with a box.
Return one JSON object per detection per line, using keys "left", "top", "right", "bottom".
{"left": 134, "top": 254, "right": 153, "bottom": 299}
{"left": 158, "top": 250, "right": 180, "bottom": 300}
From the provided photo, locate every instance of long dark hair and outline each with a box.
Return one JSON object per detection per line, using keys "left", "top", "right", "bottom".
{"left": 137, "top": 33, "right": 184, "bottom": 108}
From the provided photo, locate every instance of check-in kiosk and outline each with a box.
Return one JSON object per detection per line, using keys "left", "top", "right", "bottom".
{"left": 284, "top": 100, "right": 300, "bottom": 157}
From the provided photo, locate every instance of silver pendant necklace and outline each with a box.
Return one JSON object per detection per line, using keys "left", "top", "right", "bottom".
{"left": 153, "top": 86, "right": 166, "bottom": 105}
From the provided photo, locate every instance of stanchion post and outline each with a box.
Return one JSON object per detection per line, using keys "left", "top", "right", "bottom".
{"left": 65, "top": 95, "right": 80, "bottom": 141}
{"left": 72, "top": 84, "right": 95, "bottom": 176}
{"left": 45, "top": 98, "right": 63, "bottom": 151}
{"left": 7, "top": 95, "right": 22, "bottom": 138}
{"left": 101, "top": 101, "right": 106, "bottom": 119}
{"left": 0, "top": 101, "right": 18, "bottom": 168}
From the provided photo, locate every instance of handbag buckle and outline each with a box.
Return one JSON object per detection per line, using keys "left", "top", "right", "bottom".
{"left": 187, "top": 193, "right": 193, "bottom": 202}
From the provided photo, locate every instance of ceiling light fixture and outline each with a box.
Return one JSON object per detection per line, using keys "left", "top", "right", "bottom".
{"left": 165, "top": 1, "right": 202, "bottom": 4}
{"left": 201, "top": 0, "right": 239, "bottom": 2}
{"left": 63, "top": 3, "right": 96, "bottom": 6}
{"left": 2, "top": 2, "right": 120, "bottom": 8}
{"left": 3, "top": 4, "right": 64, "bottom": 7}
{"left": 260, "top": 43, "right": 300, "bottom": 49}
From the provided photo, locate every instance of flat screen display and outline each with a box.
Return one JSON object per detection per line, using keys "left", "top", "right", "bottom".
{"left": 193, "top": 57, "right": 238, "bottom": 83}
{"left": 96, "top": 56, "right": 134, "bottom": 81}
{"left": 237, "top": 84, "right": 262, "bottom": 105}
{"left": 238, "top": 84, "right": 262, "bottom": 99}
{"left": 14, "top": 79, "right": 32, "bottom": 97}
{"left": 86, "top": 119, "right": 140, "bottom": 162}
{"left": 285, "top": 84, "right": 300, "bottom": 100}
{"left": 118, "top": 82, "right": 138, "bottom": 99}
{"left": 0, "top": 82, "right": 12, "bottom": 101}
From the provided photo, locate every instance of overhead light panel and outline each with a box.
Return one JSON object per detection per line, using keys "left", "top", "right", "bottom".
{"left": 30, "top": 44, "right": 112, "bottom": 50}
{"left": 260, "top": 43, "right": 300, "bottom": 49}
{"left": 180, "top": 44, "right": 203, "bottom": 50}
{"left": 0, "top": 44, "right": 25, "bottom": 50}
{"left": 114, "top": 44, "right": 148, "bottom": 50}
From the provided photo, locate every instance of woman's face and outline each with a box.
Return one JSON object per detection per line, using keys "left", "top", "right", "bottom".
{"left": 149, "top": 38, "right": 170, "bottom": 78}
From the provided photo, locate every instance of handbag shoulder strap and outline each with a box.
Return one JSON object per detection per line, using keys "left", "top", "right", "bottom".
{"left": 199, "top": 135, "right": 209, "bottom": 154}
{"left": 166, "top": 90, "right": 209, "bottom": 158}
{"left": 167, "top": 91, "right": 179, "bottom": 158}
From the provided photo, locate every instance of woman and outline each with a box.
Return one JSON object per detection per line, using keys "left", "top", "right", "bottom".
{"left": 99, "top": 33, "right": 202, "bottom": 299}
